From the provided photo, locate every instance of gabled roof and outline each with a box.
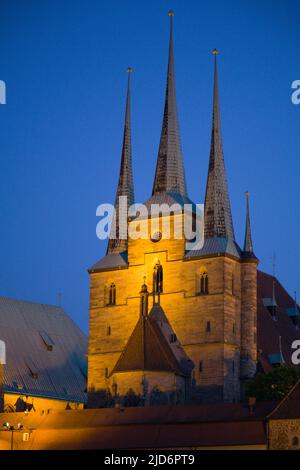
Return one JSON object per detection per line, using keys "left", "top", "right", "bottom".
{"left": 110, "top": 312, "right": 183, "bottom": 376}
{"left": 149, "top": 304, "right": 194, "bottom": 375}
{"left": 0, "top": 297, "right": 87, "bottom": 403}
{"left": 268, "top": 379, "right": 300, "bottom": 420}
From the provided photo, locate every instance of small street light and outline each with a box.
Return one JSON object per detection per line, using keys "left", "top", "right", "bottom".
{"left": 1, "top": 422, "right": 25, "bottom": 450}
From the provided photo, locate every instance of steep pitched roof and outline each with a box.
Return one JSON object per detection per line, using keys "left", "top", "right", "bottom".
{"left": 268, "top": 379, "right": 300, "bottom": 420}
{"left": 0, "top": 297, "right": 87, "bottom": 403}
{"left": 204, "top": 51, "right": 235, "bottom": 240}
{"left": 110, "top": 312, "right": 183, "bottom": 376}
{"left": 242, "top": 191, "right": 257, "bottom": 259}
{"left": 88, "top": 251, "right": 128, "bottom": 273}
{"left": 107, "top": 69, "right": 134, "bottom": 254}
{"left": 149, "top": 304, "right": 194, "bottom": 375}
{"left": 152, "top": 11, "right": 187, "bottom": 197}
{"left": 257, "top": 271, "right": 300, "bottom": 372}
{"left": 185, "top": 237, "right": 241, "bottom": 260}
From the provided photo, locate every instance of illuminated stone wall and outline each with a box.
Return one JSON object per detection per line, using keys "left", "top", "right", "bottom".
{"left": 268, "top": 419, "right": 300, "bottom": 450}
{"left": 88, "top": 213, "right": 257, "bottom": 404}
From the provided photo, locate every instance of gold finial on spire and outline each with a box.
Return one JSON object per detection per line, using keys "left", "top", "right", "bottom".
{"left": 212, "top": 48, "right": 219, "bottom": 55}
{"left": 127, "top": 67, "right": 133, "bottom": 74}
{"left": 245, "top": 190, "right": 250, "bottom": 198}
{"left": 168, "top": 10, "right": 174, "bottom": 17}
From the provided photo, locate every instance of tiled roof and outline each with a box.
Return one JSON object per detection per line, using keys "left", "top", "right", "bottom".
{"left": 0, "top": 401, "right": 276, "bottom": 449}
{"left": 0, "top": 297, "right": 87, "bottom": 403}
{"left": 204, "top": 53, "right": 235, "bottom": 240}
{"left": 185, "top": 237, "right": 241, "bottom": 260}
{"left": 107, "top": 71, "right": 134, "bottom": 255}
{"left": 149, "top": 304, "right": 194, "bottom": 375}
{"left": 111, "top": 311, "right": 183, "bottom": 376}
{"left": 257, "top": 271, "right": 300, "bottom": 372}
{"left": 152, "top": 14, "right": 187, "bottom": 197}
{"left": 268, "top": 379, "right": 300, "bottom": 420}
{"left": 88, "top": 251, "right": 128, "bottom": 272}
{"left": 142, "top": 192, "right": 196, "bottom": 215}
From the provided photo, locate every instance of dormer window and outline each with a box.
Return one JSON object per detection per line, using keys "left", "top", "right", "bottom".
{"left": 169, "top": 333, "right": 177, "bottom": 343}
{"left": 26, "top": 358, "right": 39, "bottom": 380}
{"left": 39, "top": 330, "right": 54, "bottom": 351}
{"left": 263, "top": 298, "right": 277, "bottom": 320}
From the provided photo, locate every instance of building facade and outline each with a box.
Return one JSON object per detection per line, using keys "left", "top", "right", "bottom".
{"left": 87, "top": 12, "right": 258, "bottom": 405}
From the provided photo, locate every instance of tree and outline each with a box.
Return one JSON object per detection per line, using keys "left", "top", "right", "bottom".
{"left": 246, "top": 365, "right": 300, "bottom": 401}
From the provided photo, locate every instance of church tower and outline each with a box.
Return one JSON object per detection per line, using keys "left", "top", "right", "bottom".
{"left": 87, "top": 13, "right": 257, "bottom": 406}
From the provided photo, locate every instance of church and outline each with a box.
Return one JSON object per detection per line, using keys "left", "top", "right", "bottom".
{"left": 87, "top": 11, "right": 271, "bottom": 406}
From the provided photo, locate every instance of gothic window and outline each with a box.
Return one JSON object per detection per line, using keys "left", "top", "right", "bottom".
{"left": 112, "top": 382, "right": 118, "bottom": 397}
{"left": 153, "top": 262, "right": 163, "bottom": 293}
{"left": 199, "top": 361, "right": 203, "bottom": 372}
{"left": 169, "top": 333, "right": 177, "bottom": 343}
{"left": 109, "top": 283, "right": 116, "bottom": 305}
{"left": 107, "top": 326, "right": 111, "bottom": 336}
{"left": 105, "top": 368, "right": 108, "bottom": 378}
{"left": 232, "top": 322, "right": 236, "bottom": 334}
{"left": 200, "top": 272, "right": 209, "bottom": 294}
{"left": 292, "top": 436, "right": 299, "bottom": 446}
{"left": 231, "top": 273, "right": 235, "bottom": 295}
{"left": 206, "top": 321, "right": 211, "bottom": 333}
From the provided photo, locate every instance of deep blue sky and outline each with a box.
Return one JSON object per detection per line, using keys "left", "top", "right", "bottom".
{"left": 0, "top": 0, "right": 299, "bottom": 333}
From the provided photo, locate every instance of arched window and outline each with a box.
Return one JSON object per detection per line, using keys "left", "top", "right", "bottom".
{"left": 109, "top": 283, "right": 116, "bottom": 305}
{"left": 292, "top": 436, "right": 299, "bottom": 446}
{"left": 107, "top": 325, "right": 111, "bottom": 336}
{"left": 199, "top": 361, "right": 203, "bottom": 372}
{"left": 206, "top": 321, "right": 211, "bottom": 333}
{"left": 153, "top": 262, "right": 163, "bottom": 293}
{"left": 200, "top": 272, "right": 209, "bottom": 294}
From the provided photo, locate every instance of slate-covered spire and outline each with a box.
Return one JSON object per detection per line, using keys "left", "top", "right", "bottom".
{"left": 243, "top": 191, "right": 255, "bottom": 257}
{"left": 152, "top": 10, "right": 187, "bottom": 197}
{"left": 107, "top": 68, "right": 134, "bottom": 254}
{"left": 204, "top": 50, "right": 235, "bottom": 240}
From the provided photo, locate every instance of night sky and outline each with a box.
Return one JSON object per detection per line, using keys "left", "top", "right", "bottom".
{"left": 0, "top": 0, "right": 299, "bottom": 333}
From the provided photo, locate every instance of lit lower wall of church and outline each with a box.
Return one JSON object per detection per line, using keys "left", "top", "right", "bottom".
{"left": 88, "top": 213, "right": 257, "bottom": 404}
{"left": 3, "top": 393, "right": 84, "bottom": 413}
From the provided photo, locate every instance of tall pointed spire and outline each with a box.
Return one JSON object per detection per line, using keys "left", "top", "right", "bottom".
{"left": 243, "top": 191, "right": 254, "bottom": 254}
{"left": 152, "top": 10, "right": 187, "bottom": 197}
{"left": 107, "top": 68, "right": 134, "bottom": 254}
{"left": 204, "top": 50, "right": 235, "bottom": 240}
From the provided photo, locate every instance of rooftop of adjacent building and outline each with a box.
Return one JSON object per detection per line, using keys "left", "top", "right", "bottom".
{"left": 0, "top": 400, "right": 277, "bottom": 449}
{"left": 0, "top": 296, "right": 87, "bottom": 404}
{"left": 257, "top": 271, "right": 300, "bottom": 373}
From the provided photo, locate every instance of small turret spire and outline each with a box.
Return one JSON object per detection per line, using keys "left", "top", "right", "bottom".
{"left": 107, "top": 68, "right": 134, "bottom": 254}
{"left": 152, "top": 11, "right": 187, "bottom": 196}
{"left": 204, "top": 50, "right": 235, "bottom": 239}
{"left": 243, "top": 191, "right": 254, "bottom": 254}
